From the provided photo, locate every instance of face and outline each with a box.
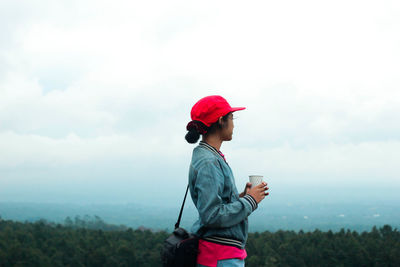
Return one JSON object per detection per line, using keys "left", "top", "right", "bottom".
{"left": 219, "top": 113, "right": 234, "bottom": 141}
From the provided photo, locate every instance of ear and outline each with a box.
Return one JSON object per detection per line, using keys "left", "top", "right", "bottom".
{"left": 218, "top": 116, "right": 224, "bottom": 125}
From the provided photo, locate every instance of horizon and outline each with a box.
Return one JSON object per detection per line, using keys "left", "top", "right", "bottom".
{"left": 1, "top": 200, "right": 399, "bottom": 233}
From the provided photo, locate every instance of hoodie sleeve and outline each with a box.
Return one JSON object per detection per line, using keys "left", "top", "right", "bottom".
{"left": 193, "top": 159, "right": 257, "bottom": 228}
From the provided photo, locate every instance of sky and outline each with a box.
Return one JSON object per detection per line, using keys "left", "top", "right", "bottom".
{"left": 0, "top": 0, "right": 399, "bottom": 206}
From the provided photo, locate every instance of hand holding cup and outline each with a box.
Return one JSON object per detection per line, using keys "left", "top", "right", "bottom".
{"left": 247, "top": 175, "right": 269, "bottom": 204}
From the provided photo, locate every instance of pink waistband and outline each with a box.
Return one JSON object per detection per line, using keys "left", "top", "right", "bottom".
{"left": 197, "top": 239, "right": 247, "bottom": 267}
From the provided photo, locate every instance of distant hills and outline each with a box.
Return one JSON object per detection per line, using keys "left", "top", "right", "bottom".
{"left": 1, "top": 201, "right": 399, "bottom": 232}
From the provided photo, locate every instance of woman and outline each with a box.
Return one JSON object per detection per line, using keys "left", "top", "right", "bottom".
{"left": 185, "top": 95, "right": 269, "bottom": 267}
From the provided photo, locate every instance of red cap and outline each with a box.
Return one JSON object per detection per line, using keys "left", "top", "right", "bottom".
{"left": 189, "top": 95, "right": 246, "bottom": 127}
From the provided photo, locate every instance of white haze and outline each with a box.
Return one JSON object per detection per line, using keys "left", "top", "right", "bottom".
{"left": 0, "top": 0, "right": 399, "bottom": 207}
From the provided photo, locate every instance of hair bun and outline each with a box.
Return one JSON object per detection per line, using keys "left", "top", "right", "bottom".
{"left": 186, "top": 121, "right": 207, "bottom": 134}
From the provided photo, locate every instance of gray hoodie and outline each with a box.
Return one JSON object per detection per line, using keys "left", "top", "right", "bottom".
{"left": 189, "top": 141, "right": 258, "bottom": 249}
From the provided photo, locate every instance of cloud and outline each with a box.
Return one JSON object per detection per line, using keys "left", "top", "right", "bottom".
{"left": 0, "top": 0, "right": 399, "bottom": 202}
{"left": 228, "top": 140, "right": 400, "bottom": 185}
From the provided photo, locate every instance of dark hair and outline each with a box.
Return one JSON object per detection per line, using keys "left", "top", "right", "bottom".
{"left": 185, "top": 112, "right": 232, "bottom": 144}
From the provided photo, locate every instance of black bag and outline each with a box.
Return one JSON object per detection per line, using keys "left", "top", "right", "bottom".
{"left": 162, "top": 227, "right": 198, "bottom": 267}
{"left": 161, "top": 185, "right": 199, "bottom": 267}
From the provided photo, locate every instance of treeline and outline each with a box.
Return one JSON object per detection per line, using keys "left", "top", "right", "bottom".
{"left": 246, "top": 226, "right": 399, "bottom": 266}
{"left": 0, "top": 216, "right": 166, "bottom": 267}
{"left": 0, "top": 217, "right": 399, "bottom": 266}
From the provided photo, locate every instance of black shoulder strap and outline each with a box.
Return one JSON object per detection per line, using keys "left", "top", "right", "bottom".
{"left": 175, "top": 184, "right": 189, "bottom": 229}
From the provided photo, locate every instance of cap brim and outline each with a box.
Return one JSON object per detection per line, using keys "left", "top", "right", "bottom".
{"left": 231, "top": 107, "right": 246, "bottom": 112}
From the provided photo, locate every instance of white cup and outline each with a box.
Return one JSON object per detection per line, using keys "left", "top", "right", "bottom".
{"left": 249, "top": 175, "right": 264, "bottom": 188}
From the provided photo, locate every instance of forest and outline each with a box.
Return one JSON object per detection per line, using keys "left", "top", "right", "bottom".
{"left": 0, "top": 216, "right": 399, "bottom": 267}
